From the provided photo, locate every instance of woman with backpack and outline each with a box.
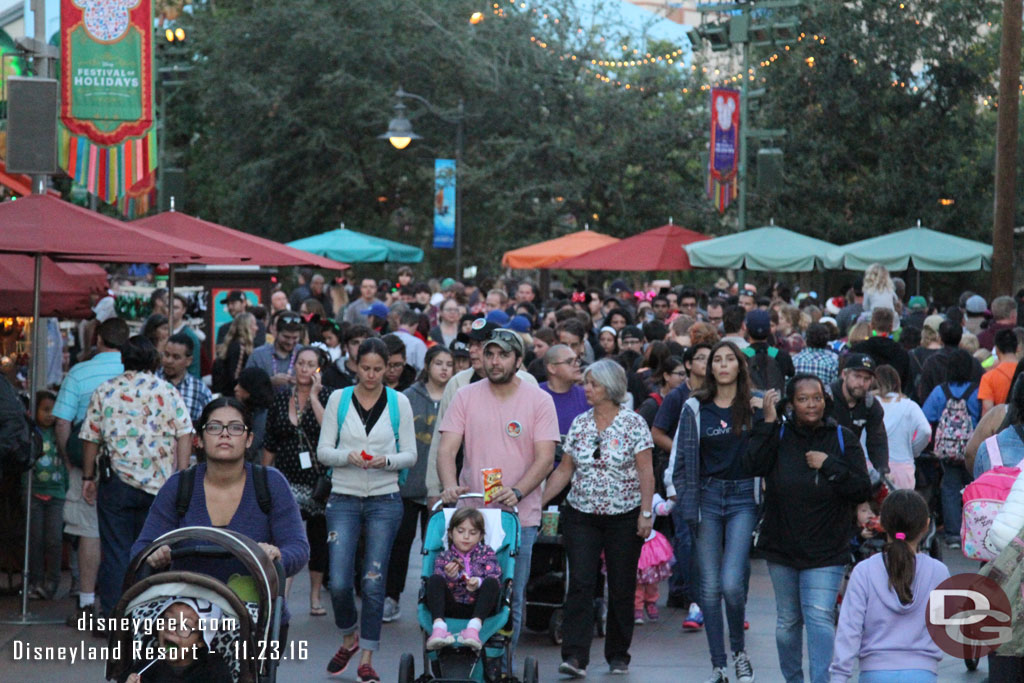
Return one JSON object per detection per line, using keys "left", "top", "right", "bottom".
{"left": 316, "top": 337, "right": 417, "bottom": 683}
{"left": 742, "top": 374, "right": 872, "bottom": 683}
{"left": 874, "top": 365, "right": 931, "bottom": 490}
{"left": 920, "top": 349, "right": 980, "bottom": 549}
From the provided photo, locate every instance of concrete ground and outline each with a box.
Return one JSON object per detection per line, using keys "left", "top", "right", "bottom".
{"left": 0, "top": 539, "right": 993, "bottom": 682}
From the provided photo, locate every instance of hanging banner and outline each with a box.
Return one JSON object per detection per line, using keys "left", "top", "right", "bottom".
{"left": 59, "top": 0, "right": 155, "bottom": 212}
{"left": 433, "top": 158, "right": 456, "bottom": 249}
{"left": 708, "top": 87, "right": 740, "bottom": 213}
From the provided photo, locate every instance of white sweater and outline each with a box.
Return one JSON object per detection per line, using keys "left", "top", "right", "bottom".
{"left": 880, "top": 395, "right": 931, "bottom": 464}
{"left": 986, "top": 468, "right": 1024, "bottom": 556}
{"left": 316, "top": 388, "right": 417, "bottom": 497}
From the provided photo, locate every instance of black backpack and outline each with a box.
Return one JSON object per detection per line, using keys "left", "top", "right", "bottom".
{"left": 175, "top": 464, "right": 272, "bottom": 518}
{"left": 0, "top": 378, "right": 31, "bottom": 481}
{"left": 743, "top": 346, "right": 786, "bottom": 393}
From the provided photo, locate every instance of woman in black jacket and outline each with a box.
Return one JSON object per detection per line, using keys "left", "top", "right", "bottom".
{"left": 742, "top": 373, "right": 871, "bottom": 683}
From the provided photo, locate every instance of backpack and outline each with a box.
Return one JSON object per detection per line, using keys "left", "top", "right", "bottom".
{"left": 648, "top": 392, "right": 664, "bottom": 407}
{"left": 0, "top": 379, "right": 31, "bottom": 480}
{"left": 334, "top": 385, "right": 407, "bottom": 486}
{"left": 176, "top": 464, "right": 272, "bottom": 518}
{"left": 743, "top": 346, "right": 786, "bottom": 393}
{"left": 961, "top": 432, "right": 1020, "bottom": 560}
{"left": 932, "top": 382, "right": 977, "bottom": 462}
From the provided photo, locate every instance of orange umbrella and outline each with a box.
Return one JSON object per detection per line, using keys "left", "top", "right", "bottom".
{"left": 501, "top": 229, "right": 619, "bottom": 269}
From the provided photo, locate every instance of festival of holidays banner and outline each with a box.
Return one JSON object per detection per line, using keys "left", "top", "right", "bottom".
{"left": 708, "top": 87, "right": 740, "bottom": 213}
{"left": 59, "top": 0, "right": 156, "bottom": 212}
{"left": 433, "top": 158, "right": 456, "bottom": 249}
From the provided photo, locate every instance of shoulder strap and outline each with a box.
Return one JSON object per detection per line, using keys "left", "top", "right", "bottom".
{"left": 836, "top": 424, "right": 845, "bottom": 453}
{"left": 963, "top": 382, "right": 979, "bottom": 401}
{"left": 385, "top": 386, "right": 401, "bottom": 448}
{"left": 767, "top": 346, "right": 779, "bottom": 358}
{"left": 335, "top": 386, "right": 356, "bottom": 445}
{"left": 986, "top": 434, "right": 1004, "bottom": 468}
{"left": 742, "top": 346, "right": 756, "bottom": 358}
{"left": 251, "top": 464, "right": 272, "bottom": 515}
{"left": 940, "top": 383, "right": 952, "bottom": 402}
{"left": 175, "top": 466, "right": 197, "bottom": 519}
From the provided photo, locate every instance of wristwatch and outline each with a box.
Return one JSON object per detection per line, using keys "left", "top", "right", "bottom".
{"left": 641, "top": 510, "right": 652, "bottom": 519}
{"left": 511, "top": 488, "right": 524, "bottom": 502}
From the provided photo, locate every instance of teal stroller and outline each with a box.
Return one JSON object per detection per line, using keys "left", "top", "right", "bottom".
{"left": 397, "top": 494, "right": 539, "bottom": 683}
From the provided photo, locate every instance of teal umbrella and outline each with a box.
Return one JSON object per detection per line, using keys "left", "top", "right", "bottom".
{"left": 823, "top": 224, "right": 992, "bottom": 271}
{"left": 685, "top": 224, "right": 837, "bottom": 272}
{"left": 287, "top": 225, "right": 423, "bottom": 263}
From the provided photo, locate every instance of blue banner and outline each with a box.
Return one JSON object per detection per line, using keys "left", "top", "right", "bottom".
{"left": 433, "top": 158, "right": 456, "bottom": 249}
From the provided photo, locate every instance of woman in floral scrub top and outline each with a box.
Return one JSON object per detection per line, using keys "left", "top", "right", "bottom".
{"left": 543, "top": 359, "right": 654, "bottom": 677}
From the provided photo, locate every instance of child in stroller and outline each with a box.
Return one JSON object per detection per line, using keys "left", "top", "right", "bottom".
{"left": 426, "top": 508, "right": 503, "bottom": 651}
{"left": 125, "top": 597, "right": 232, "bottom": 683}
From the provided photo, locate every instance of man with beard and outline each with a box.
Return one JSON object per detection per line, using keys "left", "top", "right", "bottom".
{"left": 828, "top": 353, "right": 889, "bottom": 474}
{"left": 245, "top": 310, "right": 303, "bottom": 392}
{"left": 436, "top": 328, "right": 559, "bottom": 663}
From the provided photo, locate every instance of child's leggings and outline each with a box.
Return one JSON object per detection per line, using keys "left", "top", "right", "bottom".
{"left": 634, "top": 582, "right": 659, "bottom": 610}
{"left": 426, "top": 574, "right": 501, "bottom": 621}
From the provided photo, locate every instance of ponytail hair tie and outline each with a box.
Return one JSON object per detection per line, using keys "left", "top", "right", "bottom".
{"left": 894, "top": 532, "right": 906, "bottom": 541}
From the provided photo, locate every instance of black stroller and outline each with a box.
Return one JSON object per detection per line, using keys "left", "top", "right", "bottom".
{"left": 105, "top": 526, "right": 285, "bottom": 683}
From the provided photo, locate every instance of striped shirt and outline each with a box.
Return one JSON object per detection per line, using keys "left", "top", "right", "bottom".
{"left": 53, "top": 352, "right": 124, "bottom": 423}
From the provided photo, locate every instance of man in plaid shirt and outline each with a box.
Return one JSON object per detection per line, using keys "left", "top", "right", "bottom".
{"left": 157, "top": 332, "right": 212, "bottom": 424}
{"left": 792, "top": 323, "right": 840, "bottom": 385}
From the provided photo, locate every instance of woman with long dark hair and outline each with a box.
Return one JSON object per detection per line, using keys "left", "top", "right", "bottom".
{"left": 233, "top": 367, "right": 274, "bottom": 462}
{"left": 743, "top": 375, "right": 871, "bottom": 683}
{"left": 671, "top": 341, "right": 760, "bottom": 683}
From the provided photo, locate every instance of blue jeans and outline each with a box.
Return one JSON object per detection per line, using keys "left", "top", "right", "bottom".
{"left": 767, "top": 563, "right": 845, "bottom": 683}
{"left": 859, "top": 671, "right": 936, "bottom": 683}
{"left": 97, "top": 475, "right": 155, "bottom": 617}
{"left": 941, "top": 461, "right": 969, "bottom": 543}
{"left": 695, "top": 477, "right": 757, "bottom": 668}
{"left": 669, "top": 502, "right": 696, "bottom": 602}
{"left": 325, "top": 492, "right": 403, "bottom": 652}
{"left": 510, "top": 525, "right": 537, "bottom": 662}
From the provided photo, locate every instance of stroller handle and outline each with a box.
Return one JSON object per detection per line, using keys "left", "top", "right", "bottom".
{"left": 171, "top": 544, "right": 234, "bottom": 560}
{"left": 432, "top": 492, "right": 518, "bottom": 514}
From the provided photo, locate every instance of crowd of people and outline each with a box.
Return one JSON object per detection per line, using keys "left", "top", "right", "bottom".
{"left": 5, "top": 260, "right": 1024, "bottom": 682}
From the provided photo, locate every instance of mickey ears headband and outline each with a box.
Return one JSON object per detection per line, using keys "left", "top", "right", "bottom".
{"left": 571, "top": 292, "right": 587, "bottom": 303}
{"left": 634, "top": 290, "right": 656, "bottom": 302}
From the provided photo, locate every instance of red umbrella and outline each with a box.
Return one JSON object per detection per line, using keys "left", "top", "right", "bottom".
{"left": 133, "top": 211, "right": 350, "bottom": 269}
{"left": 0, "top": 255, "right": 107, "bottom": 318}
{"left": 548, "top": 223, "right": 711, "bottom": 271}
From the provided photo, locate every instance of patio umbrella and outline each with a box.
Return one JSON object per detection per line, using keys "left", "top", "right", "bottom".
{"left": 548, "top": 224, "right": 710, "bottom": 271}
{"left": 287, "top": 226, "right": 423, "bottom": 263}
{"left": 685, "top": 225, "right": 837, "bottom": 272}
{"left": 134, "top": 212, "right": 349, "bottom": 269}
{"left": 0, "top": 255, "right": 107, "bottom": 318}
{"left": 823, "top": 224, "right": 993, "bottom": 271}
{"left": 502, "top": 229, "right": 620, "bottom": 269}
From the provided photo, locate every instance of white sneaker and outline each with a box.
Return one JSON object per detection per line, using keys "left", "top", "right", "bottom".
{"left": 734, "top": 651, "right": 754, "bottom": 683}
{"left": 704, "top": 667, "right": 729, "bottom": 683}
{"left": 382, "top": 597, "right": 400, "bottom": 623}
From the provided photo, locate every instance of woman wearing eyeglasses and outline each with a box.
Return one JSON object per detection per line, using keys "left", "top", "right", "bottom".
{"left": 262, "top": 346, "right": 334, "bottom": 616}
{"left": 131, "top": 396, "right": 309, "bottom": 645}
{"left": 542, "top": 359, "right": 654, "bottom": 678}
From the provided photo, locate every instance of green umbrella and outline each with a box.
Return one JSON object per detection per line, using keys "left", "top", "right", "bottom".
{"left": 287, "top": 225, "right": 423, "bottom": 264}
{"left": 684, "top": 225, "right": 837, "bottom": 272}
{"left": 823, "top": 224, "right": 992, "bottom": 271}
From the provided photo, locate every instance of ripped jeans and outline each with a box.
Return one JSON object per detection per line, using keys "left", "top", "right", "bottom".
{"left": 325, "top": 492, "right": 403, "bottom": 651}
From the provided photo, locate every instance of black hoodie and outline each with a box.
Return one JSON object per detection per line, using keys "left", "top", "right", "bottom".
{"left": 743, "top": 418, "right": 872, "bottom": 569}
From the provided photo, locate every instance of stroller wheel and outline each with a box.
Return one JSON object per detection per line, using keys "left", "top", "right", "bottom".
{"left": 398, "top": 652, "right": 415, "bottom": 683}
{"left": 929, "top": 534, "right": 943, "bottom": 561}
{"left": 965, "top": 657, "right": 979, "bottom": 671}
{"left": 548, "top": 609, "right": 564, "bottom": 645}
{"left": 523, "top": 656, "right": 539, "bottom": 683}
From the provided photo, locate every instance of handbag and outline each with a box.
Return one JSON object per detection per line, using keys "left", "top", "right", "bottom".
{"left": 294, "top": 401, "right": 331, "bottom": 504}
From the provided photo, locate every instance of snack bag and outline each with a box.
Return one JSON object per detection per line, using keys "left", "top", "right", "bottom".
{"left": 482, "top": 468, "right": 502, "bottom": 503}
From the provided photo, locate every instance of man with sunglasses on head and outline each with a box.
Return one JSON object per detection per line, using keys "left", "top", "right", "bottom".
{"left": 245, "top": 310, "right": 305, "bottom": 392}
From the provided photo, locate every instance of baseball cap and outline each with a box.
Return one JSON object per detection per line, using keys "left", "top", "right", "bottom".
{"left": 504, "top": 315, "right": 532, "bottom": 333}
{"left": 224, "top": 290, "right": 246, "bottom": 304}
{"left": 923, "top": 314, "right": 944, "bottom": 333}
{"left": 467, "top": 317, "right": 499, "bottom": 342}
{"left": 745, "top": 309, "right": 772, "bottom": 339}
{"left": 486, "top": 309, "right": 511, "bottom": 326}
{"left": 484, "top": 328, "right": 525, "bottom": 357}
{"left": 619, "top": 325, "right": 644, "bottom": 342}
{"left": 843, "top": 353, "right": 876, "bottom": 374}
{"left": 361, "top": 302, "right": 390, "bottom": 319}
{"left": 610, "top": 279, "right": 629, "bottom": 294}
{"left": 965, "top": 295, "right": 988, "bottom": 315}
{"left": 441, "top": 277, "right": 457, "bottom": 290}
{"left": 908, "top": 295, "right": 927, "bottom": 311}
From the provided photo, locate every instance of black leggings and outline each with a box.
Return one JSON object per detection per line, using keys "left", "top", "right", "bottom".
{"left": 425, "top": 574, "right": 500, "bottom": 621}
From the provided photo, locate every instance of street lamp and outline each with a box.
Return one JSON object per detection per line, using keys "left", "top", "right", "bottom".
{"left": 379, "top": 87, "right": 465, "bottom": 278}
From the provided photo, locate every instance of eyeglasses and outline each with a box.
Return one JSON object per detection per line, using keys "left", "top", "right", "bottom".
{"left": 203, "top": 422, "right": 248, "bottom": 436}
{"left": 550, "top": 357, "right": 581, "bottom": 366}
{"left": 387, "top": 361, "right": 406, "bottom": 371}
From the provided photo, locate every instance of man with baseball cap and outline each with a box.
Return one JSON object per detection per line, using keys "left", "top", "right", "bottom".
{"left": 829, "top": 353, "right": 889, "bottom": 474}
{"left": 435, "top": 327, "right": 560, "bottom": 662}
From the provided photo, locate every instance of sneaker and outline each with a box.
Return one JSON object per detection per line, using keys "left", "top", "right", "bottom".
{"left": 326, "top": 635, "right": 359, "bottom": 675}
{"left": 734, "top": 651, "right": 754, "bottom": 683}
{"left": 356, "top": 663, "right": 380, "bottom": 683}
{"left": 704, "top": 667, "right": 729, "bottom": 683}
{"left": 609, "top": 659, "right": 629, "bottom": 675}
{"left": 382, "top": 597, "right": 400, "bottom": 623}
{"left": 426, "top": 625, "right": 455, "bottom": 651}
{"left": 682, "top": 603, "right": 704, "bottom": 631}
{"left": 458, "top": 626, "right": 482, "bottom": 651}
{"left": 558, "top": 658, "right": 587, "bottom": 678}
{"left": 947, "top": 540, "right": 961, "bottom": 550}
{"left": 65, "top": 602, "right": 96, "bottom": 630}
{"left": 634, "top": 609, "right": 644, "bottom": 624}
{"left": 645, "top": 602, "right": 659, "bottom": 621}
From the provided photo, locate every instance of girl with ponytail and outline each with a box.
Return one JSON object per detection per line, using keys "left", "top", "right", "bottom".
{"left": 829, "top": 490, "right": 950, "bottom": 683}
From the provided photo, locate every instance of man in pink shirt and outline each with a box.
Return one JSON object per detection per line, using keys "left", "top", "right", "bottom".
{"left": 438, "top": 328, "right": 560, "bottom": 658}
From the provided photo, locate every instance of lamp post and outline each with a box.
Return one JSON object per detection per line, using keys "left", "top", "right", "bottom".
{"left": 380, "top": 87, "right": 465, "bottom": 279}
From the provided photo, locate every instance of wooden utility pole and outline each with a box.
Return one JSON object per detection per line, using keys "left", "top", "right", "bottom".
{"left": 992, "top": 0, "right": 1022, "bottom": 296}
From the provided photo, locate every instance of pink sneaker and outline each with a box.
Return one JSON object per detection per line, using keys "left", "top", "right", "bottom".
{"left": 458, "top": 626, "right": 483, "bottom": 650}
{"left": 426, "top": 625, "right": 455, "bottom": 650}
{"left": 645, "top": 602, "right": 660, "bottom": 621}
